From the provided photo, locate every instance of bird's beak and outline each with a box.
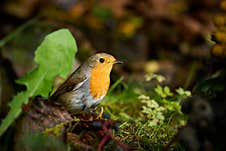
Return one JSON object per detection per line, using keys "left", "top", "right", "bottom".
{"left": 114, "top": 60, "right": 123, "bottom": 64}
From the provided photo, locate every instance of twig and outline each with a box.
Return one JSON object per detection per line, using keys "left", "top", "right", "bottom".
{"left": 97, "top": 120, "right": 131, "bottom": 151}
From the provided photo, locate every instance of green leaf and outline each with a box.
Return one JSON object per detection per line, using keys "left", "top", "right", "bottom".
{"left": 176, "top": 87, "right": 191, "bottom": 99}
{"left": 155, "top": 85, "right": 173, "bottom": 98}
{"left": 163, "top": 86, "right": 172, "bottom": 97}
{"left": 155, "top": 85, "right": 164, "bottom": 97}
{"left": 0, "top": 29, "right": 77, "bottom": 136}
{"left": 17, "top": 29, "right": 77, "bottom": 97}
{"left": 145, "top": 73, "right": 166, "bottom": 83}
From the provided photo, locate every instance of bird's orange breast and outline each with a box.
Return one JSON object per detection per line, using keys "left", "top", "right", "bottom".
{"left": 89, "top": 64, "right": 112, "bottom": 99}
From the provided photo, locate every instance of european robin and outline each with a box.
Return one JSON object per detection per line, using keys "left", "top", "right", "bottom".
{"left": 50, "top": 53, "right": 122, "bottom": 112}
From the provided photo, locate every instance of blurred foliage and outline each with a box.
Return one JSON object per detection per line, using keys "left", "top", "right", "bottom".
{"left": 178, "top": 1, "right": 226, "bottom": 150}
{"left": 17, "top": 133, "right": 66, "bottom": 151}
{"left": 196, "top": 0, "right": 226, "bottom": 98}
{"left": 0, "top": 0, "right": 221, "bottom": 90}
{"left": 211, "top": 0, "right": 226, "bottom": 57}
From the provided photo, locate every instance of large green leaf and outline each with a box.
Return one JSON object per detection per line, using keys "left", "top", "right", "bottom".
{"left": 0, "top": 29, "right": 77, "bottom": 136}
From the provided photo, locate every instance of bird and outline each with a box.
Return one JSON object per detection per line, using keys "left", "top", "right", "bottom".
{"left": 50, "top": 53, "right": 122, "bottom": 114}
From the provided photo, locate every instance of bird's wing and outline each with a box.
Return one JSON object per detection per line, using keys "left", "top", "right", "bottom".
{"left": 50, "top": 67, "right": 87, "bottom": 100}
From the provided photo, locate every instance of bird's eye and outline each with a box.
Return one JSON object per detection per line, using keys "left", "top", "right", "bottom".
{"left": 99, "top": 58, "right": 105, "bottom": 63}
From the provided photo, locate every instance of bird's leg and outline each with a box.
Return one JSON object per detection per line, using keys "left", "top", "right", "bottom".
{"left": 96, "top": 106, "right": 104, "bottom": 119}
